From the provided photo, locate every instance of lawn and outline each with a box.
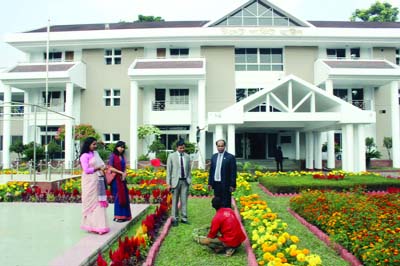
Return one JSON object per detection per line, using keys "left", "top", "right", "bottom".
{"left": 155, "top": 190, "right": 348, "bottom": 266}
{"left": 258, "top": 172, "right": 400, "bottom": 194}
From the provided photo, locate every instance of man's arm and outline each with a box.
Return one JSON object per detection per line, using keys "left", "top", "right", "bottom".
{"left": 166, "top": 154, "right": 173, "bottom": 187}
{"left": 207, "top": 214, "right": 221, "bottom": 239}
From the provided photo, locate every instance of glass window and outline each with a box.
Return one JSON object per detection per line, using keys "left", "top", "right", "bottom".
{"left": 169, "top": 89, "right": 189, "bottom": 105}
{"left": 327, "top": 48, "right": 346, "bottom": 59}
{"left": 396, "top": 49, "right": 399, "bottom": 65}
{"left": 104, "top": 49, "right": 122, "bottom": 65}
{"left": 103, "top": 133, "right": 120, "bottom": 144}
{"left": 170, "top": 48, "right": 189, "bottom": 58}
{"left": 236, "top": 88, "right": 266, "bottom": 112}
{"left": 235, "top": 48, "right": 283, "bottom": 71}
{"left": 350, "top": 48, "right": 360, "bottom": 59}
{"left": 104, "top": 89, "right": 121, "bottom": 106}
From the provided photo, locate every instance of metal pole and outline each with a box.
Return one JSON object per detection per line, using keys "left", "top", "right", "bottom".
{"left": 33, "top": 106, "right": 37, "bottom": 185}
{"left": 45, "top": 19, "right": 50, "bottom": 171}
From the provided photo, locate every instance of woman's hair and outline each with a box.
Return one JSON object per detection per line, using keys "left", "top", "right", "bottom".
{"left": 113, "top": 140, "right": 126, "bottom": 155}
{"left": 80, "top": 136, "right": 97, "bottom": 156}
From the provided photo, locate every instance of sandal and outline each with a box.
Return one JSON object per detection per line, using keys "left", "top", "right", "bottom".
{"left": 225, "top": 248, "right": 236, "bottom": 257}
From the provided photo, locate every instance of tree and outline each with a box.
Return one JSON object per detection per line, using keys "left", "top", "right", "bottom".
{"left": 138, "top": 125, "right": 162, "bottom": 156}
{"left": 55, "top": 124, "right": 100, "bottom": 141}
{"left": 135, "top": 15, "right": 165, "bottom": 22}
{"left": 47, "top": 140, "right": 62, "bottom": 159}
{"left": 383, "top": 136, "right": 392, "bottom": 160}
{"left": 350, "top": 1, "right": 399, "bottom": 22}
{"left": 23, "top": 142, "right": 45, "bottom": 161}
{"left": 9, "top": 140, "right": 24, "bottom": 160}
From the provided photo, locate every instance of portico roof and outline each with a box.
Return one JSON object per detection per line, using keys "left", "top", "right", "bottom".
{"left": 207, "top": 75, "right": 375, "bottom": 132}
{"left": 314, "top": 59, "right": 400, "bottom": 87}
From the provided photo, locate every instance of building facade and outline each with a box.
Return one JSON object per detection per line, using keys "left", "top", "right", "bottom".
{"left": 1, "top": 0, "right": 400, "bottom": 171}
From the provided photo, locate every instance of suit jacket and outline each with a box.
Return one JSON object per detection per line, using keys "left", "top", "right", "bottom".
{"left": 167, "top": 151, "right": 191, "bottom": 188}
{"left": 208, "top": 151, "right": 237, "bottom": 189}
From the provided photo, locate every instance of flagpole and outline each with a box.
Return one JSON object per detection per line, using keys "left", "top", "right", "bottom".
{"left": 45, "top": 19, "right": 50, "bottom": 177}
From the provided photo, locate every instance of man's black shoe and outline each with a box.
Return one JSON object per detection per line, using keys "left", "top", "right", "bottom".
{"left": 172, "top": 220, "right": 178, "bottom": 227}
{"left": 181, "top": 220, "right": 189, "bottom": 224}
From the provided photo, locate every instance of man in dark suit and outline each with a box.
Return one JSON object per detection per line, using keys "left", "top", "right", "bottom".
{"left": 208, "top": 139, "right": 237, "bottom": 208}
{"left": 275, "top": 146, "right": 283, "bottom": 172}
{"left": 167, "top": 140, "right": 191, "bottom": 226}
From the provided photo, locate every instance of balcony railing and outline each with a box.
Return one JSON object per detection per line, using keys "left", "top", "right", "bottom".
{"left": 152, "top": 100, "right": 189, "bottom": 111}
{"left": 351, "top": 100, "right": 371, "bottom": 110}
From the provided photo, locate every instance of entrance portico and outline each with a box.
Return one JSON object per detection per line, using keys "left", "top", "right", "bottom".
{"left": 207, "top": 75, "right": 375, "bottom": 172}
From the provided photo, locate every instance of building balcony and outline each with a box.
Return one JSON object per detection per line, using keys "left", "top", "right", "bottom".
{"left": 314, "top": 59, "right": 400, "bottom": 87}
{"left": 0, "top": 61, "right": 86, "bottom": 89}
{"left": 128, "top": 58, "right": 206, "bottom": 85}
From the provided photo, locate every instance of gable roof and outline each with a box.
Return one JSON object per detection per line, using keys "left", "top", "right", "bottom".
{"left": 206, "top": 0, "right": 314, "bottom": 28}
{"left": 208, "top": 75, "right": 374, "bottom": 131}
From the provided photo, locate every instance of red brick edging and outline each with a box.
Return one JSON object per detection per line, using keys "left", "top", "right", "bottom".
{"left": 232, "top": 199, "right": 258, "bottom": 266}
{"left": 143, "top": 217, "right": 172, "bottom": 266}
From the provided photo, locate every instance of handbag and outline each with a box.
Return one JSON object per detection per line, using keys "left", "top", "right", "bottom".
{"left": 105, "top": 166, "right": 116, "bottom": 185}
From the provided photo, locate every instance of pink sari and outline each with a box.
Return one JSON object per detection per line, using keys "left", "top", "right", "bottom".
{"left": 80, "top": 151, "right": 110, "bottom": 234}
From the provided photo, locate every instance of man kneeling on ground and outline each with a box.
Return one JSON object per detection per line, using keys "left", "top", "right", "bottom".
{"left": 195, "top": 196, "right": 246, "bottom": 256}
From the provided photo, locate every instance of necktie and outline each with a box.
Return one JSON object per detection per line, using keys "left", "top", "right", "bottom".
{"left": 215, "top": 153, "right": 223, "bottom": 181}
{"left": 180, "top": 153, "right": 185, "bottom": 178}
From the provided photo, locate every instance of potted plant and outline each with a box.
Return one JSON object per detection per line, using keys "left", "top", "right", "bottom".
{"left": 365, "top": 137, "right": 381, "bottom": 168}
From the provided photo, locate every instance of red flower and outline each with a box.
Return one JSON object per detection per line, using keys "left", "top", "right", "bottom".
{"left": 96, "top": 252, "right": 107, "bottom": 266}
{"left": 150, "top": 158, "right": 161, "bottom": 167}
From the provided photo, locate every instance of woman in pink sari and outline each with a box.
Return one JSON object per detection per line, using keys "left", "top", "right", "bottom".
{"left": 79, "top": 137, "right": 110, "bottom": 234}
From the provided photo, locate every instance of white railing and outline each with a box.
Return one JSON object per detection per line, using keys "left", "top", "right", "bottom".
{"left": 152, "top": 100, "right": 189, "bottom": 111}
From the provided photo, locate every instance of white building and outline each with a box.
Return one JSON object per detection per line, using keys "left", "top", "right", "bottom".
{"left": 1, "top": 0, "right": 400, "bottom": 171}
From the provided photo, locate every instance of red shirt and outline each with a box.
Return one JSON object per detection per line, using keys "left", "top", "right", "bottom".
{"left": 207, "top": 208, "right": 246, "bottom": 248}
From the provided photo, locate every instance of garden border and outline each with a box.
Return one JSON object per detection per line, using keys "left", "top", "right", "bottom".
{"left": 287, "top": 208, "right": 363, "bottom": 266}
{"left": 258, "top": 183, "right": 364, "bottom": 265}
{"left": 143, "top": 217, "right": 173, "bottom": 266}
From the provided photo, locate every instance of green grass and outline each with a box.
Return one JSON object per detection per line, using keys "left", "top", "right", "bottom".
{"left": 259, "top": 174, "right": 400, "bottom": 194}
{"left": 251, "top": 183, "right": 349, "bottom": 266}
{"left": 155, "top": 190, "right": 349, "bottom": 266}
{"left": 155, "top": 197, "right": 248, "bottom": 266}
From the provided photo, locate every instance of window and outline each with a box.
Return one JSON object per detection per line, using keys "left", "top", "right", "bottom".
{"left": 157, "top": 48, "right": 166, "bottom": 58}
{"left": 236, "top": 88, "right": 266, "bottom": 112}
{"left": 280, "top": 136, "right": 291, "bottom": 144}
{"left": 215, "top": 0, "right": 300, "bottom": 27}
{"left": 350, "top": 48, "right": 360, "bottom": 59}
{"left": 169, "top": 89, "right": 189, "bottom": 105}
{"left": 44, "top": 52, "right": 62, "bottom": 62}
{"left": 104, "top": 49, "right": 122, "bottom": 65}
{"left": 235, "top": 48, "right": 283, "bottom": 71}
{"left": 65, "top": 51, "right": 74, "bottom": 61}
{"left": 396, "top": 49, "right": 399, "bottom": 65}
{"left": 42, "top": 91, "right": 62, "bottom": 108}
{"left": 170, "top": 48, "right": 189, "bottom": 58}
{"left": 104, "top": 89, "right": 121, "bottom": 106}
{"left": 327, "top": 49, "right": 346, "bottom": 59}
{"left": 103, "top": 133, "right": 120, "bottom": 144}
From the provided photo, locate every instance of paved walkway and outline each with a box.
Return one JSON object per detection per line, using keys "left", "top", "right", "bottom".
{"left": 0, "top": 203, "right": 149, "bottom": 266}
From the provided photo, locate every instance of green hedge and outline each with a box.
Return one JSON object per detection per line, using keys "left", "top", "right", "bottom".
{"left": 259, "top": 174, "right": 400, "bottom": 194}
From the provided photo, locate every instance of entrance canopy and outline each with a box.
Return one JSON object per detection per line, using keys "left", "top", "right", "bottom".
{"left": 208, "top": 74, "right": 375, "bottom": 132}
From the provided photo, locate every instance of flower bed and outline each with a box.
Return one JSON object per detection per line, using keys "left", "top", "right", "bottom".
{"left": 259, "top": 171, "right": 400, "bottom": 194}
{"left": 234, "top": 176, "right": 322, "bottom": 266}
{"left": 289, "top": 189, "right": 400, "bottom": 265}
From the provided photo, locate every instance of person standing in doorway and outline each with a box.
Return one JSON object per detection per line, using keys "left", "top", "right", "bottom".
{"left": 208, "top": 139, "right": 237, "bottom": 208}
{"left": 167, "top": 139, "right": 192, "bottom": 226}
{"left": 275, "top": 146, "right": 283, "bottom": 172}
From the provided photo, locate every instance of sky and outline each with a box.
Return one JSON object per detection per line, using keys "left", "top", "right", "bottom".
{"left": 1, "top": 0, "right": 399, "bottom": 68}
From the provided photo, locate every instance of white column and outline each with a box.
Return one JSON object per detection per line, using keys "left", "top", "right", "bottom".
{"left": 227, "top": 124, "right": 235, "bottom": 155}
{"left": 130, "top": 81, "right": 139, "bottom": 169}
{"left": 197, "top": 79, "right": 206, "bottom": 169}
{"left": 342, "top": 124, "right": 354, "bottom": 171}
{"left": 354, "top": 124, "right": 366, "bottom": 172}
{"left": 314, "top": 132, "right": 322, "bottom": 170}
{"left": 295, "top": 131, "right": 300, "bottom": 160}
{"left": 306, "top": 132, "right": 314, "bottom": 170}
{"left": 390, "top": 81, "right": 400, "bottom": 168}
{"left": 2, "top": 85, "right": 11, "bottom": 169}
{"left": 325, "top": 79, "right": 333, "bottom": 94}
{"left": 23, "top": 91, "right": 29, "bottom": 144}
{"left": 214, "top": 125, "right": 223, "bottom": 153}
{"left": 327, "top": 131, "right": 335, "bottom": 169}
{"left": 64, "top": 83, "right": 74, "bottom": 169}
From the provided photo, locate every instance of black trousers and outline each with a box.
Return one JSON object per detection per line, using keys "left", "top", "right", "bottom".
{"left": 276, "top": 161, "right": 283, "bottom": 172}
{"left": 213, "top": 182, "right": 232, "bottom": 208}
